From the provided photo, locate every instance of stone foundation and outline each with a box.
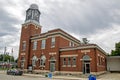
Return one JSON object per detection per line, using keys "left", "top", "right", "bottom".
{"left": 24, "top": 69, "right": 106, "bottom": 77}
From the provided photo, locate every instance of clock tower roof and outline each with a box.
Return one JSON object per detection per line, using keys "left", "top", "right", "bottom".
{"left": 30, "top": 4, "right": 39, "bottom": 9}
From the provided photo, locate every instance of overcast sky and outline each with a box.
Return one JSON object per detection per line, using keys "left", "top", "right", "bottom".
{"left": 0, "top": 0, "right": 120, "bottom": 58}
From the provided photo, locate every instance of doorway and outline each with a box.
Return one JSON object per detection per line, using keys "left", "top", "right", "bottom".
{"left": 49, "top": 57, "right": 56, "bottom": 72}
{"left": 82, "top": 55, "right": 91, "bottom": 74}
{"left": 83, "top": 62, "right": 90, "bottom": 74}
{"left": 50, "top": 61, "right": 55, "bottom": 72}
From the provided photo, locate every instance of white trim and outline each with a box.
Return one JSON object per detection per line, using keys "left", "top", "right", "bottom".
{"left": 62, "top": 65, "right": 67, "bottom": 67}
{"left": 81, "top": 50, "right": 90, "bottom": 53}
{"left": 22, "top": 20, "right": 41, "bottom": 28}
{"left": 72, "top": 65, "right": 76, "bottom": 67}
{"left": 60, "top": 45, "right": 107, "bottom": 55}
{"left": 49, "top": 52, "right": 57, "bottom": 55}
{"left": 80, "top": 58, "right": 92, "bottom": 61}
{"left": 60, "top": 54, "right": 78, "bottom": 57}
{"left": 31, "top": 30, "right": 80, "bottom": 44}
{"left": 21, "top": 53, "right": 25, "bottom": 55}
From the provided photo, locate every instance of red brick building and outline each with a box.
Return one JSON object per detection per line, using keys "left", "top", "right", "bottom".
{"left": 18, "top": 4, "right": 107, "bottom": 75}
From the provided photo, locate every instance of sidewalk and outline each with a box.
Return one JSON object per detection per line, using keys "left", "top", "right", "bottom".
{"left": 0, "top": 70, "right": 84, "bottom": 79}
{"left": 0, "top": 70, "right": 6, "bottom": 74}
{"left": 23, "top": 73, "right": 87, "bottom": 80}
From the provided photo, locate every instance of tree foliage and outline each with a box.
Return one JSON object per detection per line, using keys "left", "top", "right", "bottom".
{"left": 0, "top": 54, "right": 14, "bottom": 62}
{"left": 111, "top": 42, "right": 120, "bottom": 56}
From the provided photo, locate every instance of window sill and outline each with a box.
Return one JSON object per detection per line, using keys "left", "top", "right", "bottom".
{"left": 51, "top": 46, "right": 55, "bottom": 48}
{"left": 62, "top": 65, "right": 66, "bottom": 67}
{"left": 21, "top": 50, "right": 26, "bottom": 51}
{"left": 41, "top": 48, "right": 45, "bottom": 49}
{"left": 39, "top": 65, "right": 45, "bottom": 67}
{"left": 67, "top": 65, "right": 71, "bottom": 67}
{"left": 32, "top": 49, "right": 37, "bottom": 51}
{"left": 72, "top": 65, "right": 76, "bottom": 67}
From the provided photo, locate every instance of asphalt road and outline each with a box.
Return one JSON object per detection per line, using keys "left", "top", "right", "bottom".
{"left": 0, "top": 73, "right": 62, "bottom": 80}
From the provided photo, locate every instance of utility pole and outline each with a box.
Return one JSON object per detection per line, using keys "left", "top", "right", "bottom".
{"left": 3, "top": 47, "right": 6, "bottom": 62}
{"left": 3, "top": 46, "right": 6, "bottom": 68}
{"left": 10, "top": 48, "right": 13, "bottom": 68}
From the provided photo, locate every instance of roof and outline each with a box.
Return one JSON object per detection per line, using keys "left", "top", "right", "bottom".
{"left": 60, "top": 44, "right": 107, "bottom": 55}
{"left": 31, "top": 28, "right": 81, "bottom": 44}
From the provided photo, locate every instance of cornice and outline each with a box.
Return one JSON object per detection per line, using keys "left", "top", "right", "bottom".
{"left": 31, "top": 30, "right": 80, "bottom": 44}
{"left": 60, "top": 45, "right": 107, "bottom": 55}
{"left": 22, "top": 20, "right": 42, "bottom": 28}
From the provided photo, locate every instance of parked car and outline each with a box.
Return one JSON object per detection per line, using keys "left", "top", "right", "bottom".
{"left": 7, "top": 69, "right": 23, "bottom": 75}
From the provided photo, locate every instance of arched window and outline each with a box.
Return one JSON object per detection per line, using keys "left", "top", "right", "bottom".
{"left": 50, "top": 57, "right": 56, "bottom": 61}
{"left": 40, "top": 55, "right": 46, "bottom": 67}
{"left": 32, "top": 55, "right": 38, "bottom": 67}
{"left": 82, "top": 55, "right": 90, "bottom": 61}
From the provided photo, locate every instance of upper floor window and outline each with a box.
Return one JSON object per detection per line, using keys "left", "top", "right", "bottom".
{"left": 69, "top": 42, "right": 74, "bottom": 47}
{"left": 51, "top": 37, "right": 55, "bottom": 48}
{"left": 22, "top": 41, "right": 26, "bottom": 51}
{"left": 33, "top": 41, "right": 37, "bottom": 50}
{"left": 41, "top": 39, "right": 46, "bottom": 49}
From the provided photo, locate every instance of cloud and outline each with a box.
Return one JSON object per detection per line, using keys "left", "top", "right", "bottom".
{"left": 88, "top": 23, "right": 120, "bottom": 53}
{"left": 0, "top": 0, "right": 120, "bottom": 58}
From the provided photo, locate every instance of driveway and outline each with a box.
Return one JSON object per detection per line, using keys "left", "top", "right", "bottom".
{"left": 98, "top": 73, "right": 120, "bottom": 80}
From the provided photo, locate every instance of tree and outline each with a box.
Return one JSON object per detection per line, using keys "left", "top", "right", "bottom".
{"left": 0, "top": 54, "right": 14, "bottom": 62}
{"left": 111, "top": 42, "right": 120, "bottom": 56}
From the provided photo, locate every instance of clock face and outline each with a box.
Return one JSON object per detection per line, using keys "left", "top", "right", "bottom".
{"left": 27, "top": 10, "right": 32, "bottom": 19}
{"left": 33, "top": 10, "right": 39, "bottom": 21}
{"left": 34, "top": 10, "right": 38, "bottom": 16}
{"left": 26, "top": 9, "right": 40, "bottom": 22}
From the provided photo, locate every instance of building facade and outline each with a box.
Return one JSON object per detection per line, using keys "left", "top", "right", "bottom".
{"left": 18, "top": 4, "right": 107, "bottom": 75}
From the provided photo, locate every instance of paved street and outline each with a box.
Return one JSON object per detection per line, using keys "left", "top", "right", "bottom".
{"left": 0, "top": 71, "right": 83, "bottom": 80}
{"left": 0, "top": 73, "right": 62, "bottom": 80}
{"left": 1, "top": 70, "right": 120, "bottom": 80}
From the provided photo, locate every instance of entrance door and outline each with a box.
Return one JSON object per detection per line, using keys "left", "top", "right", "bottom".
{"left": 83, "top": 63, "right": 90, "bottom": 74}
{"left": 50, "top": 61, "right": 55, "bottom": 72}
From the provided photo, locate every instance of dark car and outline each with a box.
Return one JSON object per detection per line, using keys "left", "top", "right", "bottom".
{"left": 7, "top": 69, "right": 23, "bottom": 75}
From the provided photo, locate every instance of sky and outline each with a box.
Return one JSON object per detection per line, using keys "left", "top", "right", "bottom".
{"left": 0, "top": 0, "right": 120, "bottom": 59}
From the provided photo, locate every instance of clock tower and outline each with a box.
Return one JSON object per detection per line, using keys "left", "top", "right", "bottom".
{"left": 18, "top": 4, "right": 41, "bottom": 69}
{"left": 25, "top": 4, "right": 41, "bottom": 23}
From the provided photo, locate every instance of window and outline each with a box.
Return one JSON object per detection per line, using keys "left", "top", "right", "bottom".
{"left": 32, "top": 59, "right": 36, "bottom": 67}
{"left": 40, "top": 55, "right": 46, "bottom": 67}
{"left": 69, "top": 42, "right": 74, "bottom": 47}
{"left": 63, "top": 58, "right": 66, "bottom": 65}
{"left": 51, "top": 37, "right": 55, "bottom": 48}
{"left": 33, "top": 41, "right": 37, "bottom": 50}
{"left": 98, "top": 56, "right": 100, "bottom": 65}
{"left": 32, "top": 55, "right": 38, "bottom": 67}
{"left": 68, "top": 57, "right": 71, "bottom": 66}
{"left": 41, "top": 39, "right": 46, "bottom": 49}
{"left": 20, "top": 57, "right": 25, "bottom": 69}
{"left": 100, "top": 56, "right": 102, "bottom": 65}
{"left": 72, "top": 57, "right": 76, "bottom": 66}
{"left": 22, "top": 41, "right": 26, "bottom": 51}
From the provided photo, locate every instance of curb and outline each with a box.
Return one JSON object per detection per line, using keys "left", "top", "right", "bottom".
{"left": 23, "top": 73, "right": 84, "bottom": 80}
